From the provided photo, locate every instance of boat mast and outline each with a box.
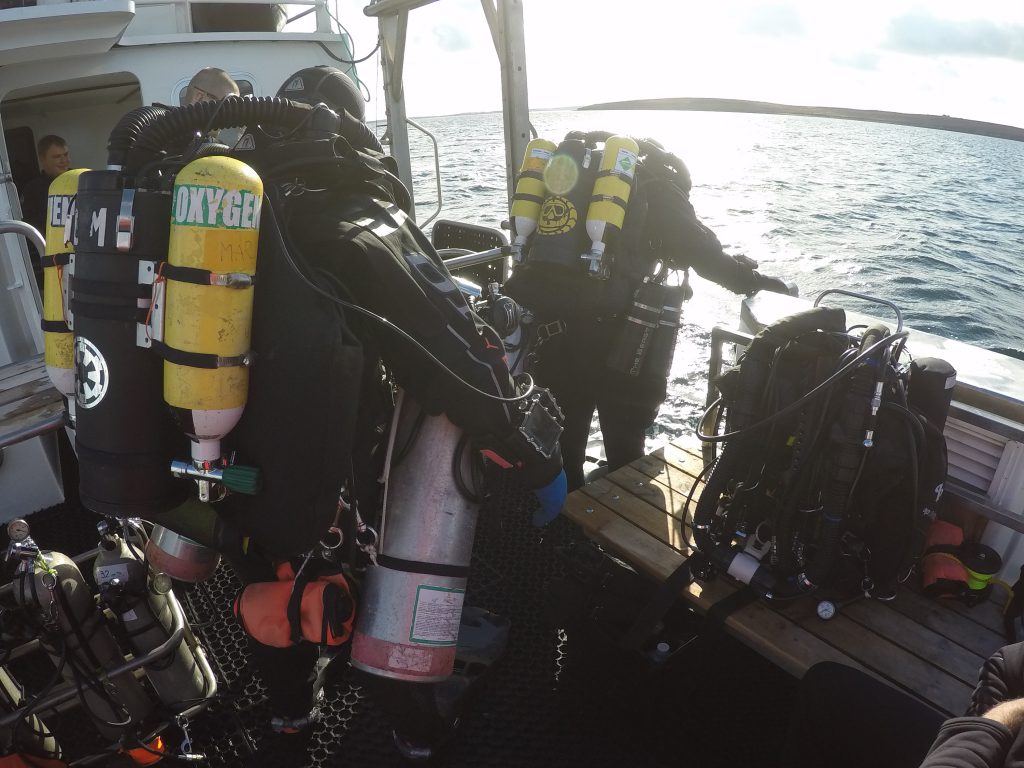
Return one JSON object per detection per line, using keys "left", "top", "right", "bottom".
{"left": 364, "top": 0, "right": 531, "bottom": 216}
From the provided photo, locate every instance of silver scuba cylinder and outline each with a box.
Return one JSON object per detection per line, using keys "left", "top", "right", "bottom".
{"left": 93, "top": 530, "right": 209, "bottom": 710}
{"left": 350, "top": 394, "right": 480, "bottom": 682}
{"left": 12, "top": 551, "right": 154, "bottom": 742}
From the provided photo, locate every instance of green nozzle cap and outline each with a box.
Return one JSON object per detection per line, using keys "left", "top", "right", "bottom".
{"left": 222, "top": 464, "right": 262, "bottom": 495}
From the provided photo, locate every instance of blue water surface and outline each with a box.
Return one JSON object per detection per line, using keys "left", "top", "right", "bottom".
{"left": 398, "top": 110, "right": 1024, "bottom": 448}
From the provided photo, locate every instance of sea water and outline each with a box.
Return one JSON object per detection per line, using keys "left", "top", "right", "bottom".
{"left": 401, "top": 109, "right": 1024, "bottom": 451}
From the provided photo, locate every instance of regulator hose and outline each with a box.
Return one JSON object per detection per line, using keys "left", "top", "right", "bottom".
{"left": 106, "top": 105, "right": 169, "bottom": 169}
{"left": 117, "top": 97, "right": 382, "bottom": 177}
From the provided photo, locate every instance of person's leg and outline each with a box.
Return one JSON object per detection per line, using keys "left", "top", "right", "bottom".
{"left": 782, "top": 662, "right": 945, "bottom": 768}
{"left": 596, "top": 398, "right": 649, "bottom": 473}
{"left": 532, "top": 327, "right": 598, "bottom": 491}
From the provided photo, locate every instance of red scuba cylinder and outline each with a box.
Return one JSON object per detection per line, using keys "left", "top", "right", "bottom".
{"left": 350, "top": 395, "right": 480, "bottom": 682}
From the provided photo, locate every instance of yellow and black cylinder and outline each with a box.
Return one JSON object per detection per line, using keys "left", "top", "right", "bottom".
{"left": 163, "top": 156, "right": 262, "bottom": 464}
{"left": 510, "top": 138, "right": 556, "bottom": 259}
{"left": 42, "top": 168, "right": 86, "bottom": 405}
{"left": 584, "top": 135, "right": 639, "bottom": 274}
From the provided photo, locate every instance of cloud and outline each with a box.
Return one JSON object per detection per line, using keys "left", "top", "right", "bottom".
{"left": 433, "top": 24, "right": 472, "bottom": 52}
{"left": 885, "top": 11, "right": 1024, "bottom": 61}
{"left": 831, "top": 51, "right": 881, "bottom": 71}
{"left": 739, "top": 5, "right": 806, "bottom": 37}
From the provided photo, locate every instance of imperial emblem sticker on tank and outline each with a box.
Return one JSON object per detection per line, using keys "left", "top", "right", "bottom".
{"left": 74, "top": 337, "right": 109, "bottom": 409}
{"left": 172, "top": 185, "right": 262, "bottom": 229}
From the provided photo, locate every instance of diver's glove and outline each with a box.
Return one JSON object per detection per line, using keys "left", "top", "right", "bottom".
{"left": 750, "top": 271, "right": 791, "bottom": 296}
{"left": 479, "top": 383, "right": 568, "bottom": 525}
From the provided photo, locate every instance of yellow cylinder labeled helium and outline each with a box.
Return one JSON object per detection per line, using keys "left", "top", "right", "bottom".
{"left": 583, "top": 135, "right": 639, "bottom": 273}
{"left": 164, "top": 156, "right": 262, "bottom": 463}
{"left": 43, "top": 168, "right": 87, "bottom": 402}
{"left": 510, "top": 138, "right": 556, "bottom": 260}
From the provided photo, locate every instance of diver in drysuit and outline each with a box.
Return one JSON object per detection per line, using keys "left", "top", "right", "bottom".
{"left": 504, "top": 137, "right": 789, "bottom": 490}
{"left": 208, "top": 67, "right": 567, "bottom": 759}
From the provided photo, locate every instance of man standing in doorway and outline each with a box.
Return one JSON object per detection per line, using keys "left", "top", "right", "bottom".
{"left": 19, "top": 134, "right": 70, "bottom": 290}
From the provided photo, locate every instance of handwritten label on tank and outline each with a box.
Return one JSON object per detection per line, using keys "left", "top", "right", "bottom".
{"left": 173, "top": 185, "right": 261, "bottom": 230}
{"left": 409, "top": 585, "right": 465, "bottom": 645}
{"left": 95, "top": 562, "right": 130, "bottom": 586}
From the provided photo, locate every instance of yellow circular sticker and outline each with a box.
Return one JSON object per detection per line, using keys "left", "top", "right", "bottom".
{"left": 543, "top": 154, "right": 580, "bottom": 195}
{"left": 538, "top": 196, "right": 577, "bottom": 235}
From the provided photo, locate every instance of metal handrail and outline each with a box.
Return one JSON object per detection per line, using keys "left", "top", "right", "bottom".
{"left": 0, "top": 220, "right": 44, "bottom": 261}
{"left": 438, "top": 246, "right": 507, "bottom": 271}
{"left": 0, "top": 595, "right": 188, "bottom": 728}
{"left": 815, "top": 288, "right": 903, "bottom": 333}
{"left": 406, "top": 117, "right": 442, "bottom": 227}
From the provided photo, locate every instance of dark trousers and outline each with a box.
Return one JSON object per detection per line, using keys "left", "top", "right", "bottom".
{"left": 782, "top": 662, "right": 946, "bottom": 768}
{"left": 533, "top": 317, "right": 654, "bottom": 491}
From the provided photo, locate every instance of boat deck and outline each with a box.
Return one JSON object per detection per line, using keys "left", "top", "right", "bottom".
{"left": 0, "top": 354, "right": 65, "bottom": 450}
{"left": 563, "top": 440, "right": 1009, "bottom": 717}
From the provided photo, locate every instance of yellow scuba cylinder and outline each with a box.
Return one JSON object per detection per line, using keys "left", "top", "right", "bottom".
{"left": 510, "top": 138, "right": 556, "bottom": 262}
{"left": 583, "top": 135, "right": 639, "bottom": 275}
{"left": 162, "top": 156, "right": 261, "bottom": 478}
{"left": 41, "top": 168, "right": 87, "bottom": 423}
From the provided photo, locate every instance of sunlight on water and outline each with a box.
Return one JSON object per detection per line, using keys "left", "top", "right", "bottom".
{"left": 400, "top": 109, "right": 1024, "bottom": 450}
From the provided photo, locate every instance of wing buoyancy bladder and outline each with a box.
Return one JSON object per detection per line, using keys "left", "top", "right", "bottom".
{"left": 693, "top": 305, "right": 953, "bottom": 603}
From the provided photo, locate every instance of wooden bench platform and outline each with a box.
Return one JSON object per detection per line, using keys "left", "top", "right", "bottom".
{"left": 0, "top": 354, "right": 65, "bottom": 451}
{"left": 563, "top": 440, "right": 1009, "bottom": 717}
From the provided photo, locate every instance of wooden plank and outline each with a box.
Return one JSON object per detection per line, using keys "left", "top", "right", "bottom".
{"left": 885, "top": 587, "right": 1007, "bottom": 660}
{"left": 577, "top": 475, "right": 689, "bottom": 553}
{"left": 838, "top": 599, "right": 985, "bottom": 685}
{"left": 0, "top": 372, "right": 61, "bottom": 409}
{"left": 939, "top": 590, "right": 1008, "bottom": 636}
{"left": 0, "top": 355, "right": 46, "bottom": 385}
{"left": 563, "top": 492, "right": 875, "bottom": 683}
{"left": 778, "top": 597, "right": 972, "bottom": 715}
{"left": 606, "top": 464, "right": 701, "bottom": 520}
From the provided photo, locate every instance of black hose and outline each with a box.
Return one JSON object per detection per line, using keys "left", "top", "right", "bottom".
{"left": 106, "top": 105, "right": 170, "bottom": 168}
{"left": 122, "top": 97, "right": 312, "bottom": 174}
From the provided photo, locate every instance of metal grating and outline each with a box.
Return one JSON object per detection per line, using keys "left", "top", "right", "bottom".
{"left": 6, "top": 473, "right": 799, "bottom": 767}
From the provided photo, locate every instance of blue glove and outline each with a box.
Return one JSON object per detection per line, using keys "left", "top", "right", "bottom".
{"left": 531, "top": 469, "right": 567, "bottom": 527}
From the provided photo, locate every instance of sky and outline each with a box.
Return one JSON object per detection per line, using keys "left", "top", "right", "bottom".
{"left": 329, "top": 0, "right": 1024, "bottom": 128}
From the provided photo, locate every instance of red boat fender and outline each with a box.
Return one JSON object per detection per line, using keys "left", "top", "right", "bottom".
{"left": 921, "top": 519, "right": 968, "bottom": 596}
{"left": 234, "top": 564, "right": 355, "bottom": 648}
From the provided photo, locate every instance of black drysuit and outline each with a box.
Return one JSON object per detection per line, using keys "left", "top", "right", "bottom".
{"left": 505, "top": 169, "right": 787, "bottom": 490}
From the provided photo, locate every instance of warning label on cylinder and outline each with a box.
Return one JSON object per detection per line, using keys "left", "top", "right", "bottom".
{"left": 409, "top": 585, "right": 465, "bottom": 645}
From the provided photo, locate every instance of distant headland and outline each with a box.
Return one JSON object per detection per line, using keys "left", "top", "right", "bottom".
{"left": 578, "top": 98, "right": 1024, "bottom": 143}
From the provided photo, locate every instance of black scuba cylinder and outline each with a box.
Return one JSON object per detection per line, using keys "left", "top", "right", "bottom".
{"left": 640, "top": 283, "right": 686, "bottom": 383}
{"left": 804, "top": 324, "right": 889, "bottom": 587}
{"left": 605, "top": 281, "right": 665, "bottom": 377}
{"left": 527, "top": 138, "right": 597, "bottom": 272}
{"left": 73, "top": 170, "right": 187, "bottom": 517}
{"left": 907, "top": 358, "right": 956, "bottom": 433}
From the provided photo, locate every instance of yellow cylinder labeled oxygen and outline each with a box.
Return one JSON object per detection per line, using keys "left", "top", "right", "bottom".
{"left": 583, "top": 135, "right": 639, "bottom": 275}
{"left": 42, "top": 168, "right": 87, "bottom": 411}
{"left": 509, "top": 138, "right": 557, "bottom": 261}
{"left": 164, "top": 156, "right": 262, "bottom": 464}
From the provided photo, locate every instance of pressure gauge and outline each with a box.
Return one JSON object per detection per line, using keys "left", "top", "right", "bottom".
{"left": 816, "top": 600, "right": 837, "bottom": 621}
{"left": 6, "top": 519, "right": 31, "bottom": 543}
